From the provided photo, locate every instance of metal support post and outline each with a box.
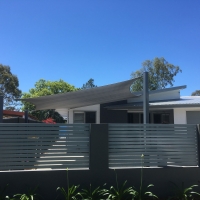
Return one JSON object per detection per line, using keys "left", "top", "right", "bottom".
{"left": 143, "top": 72, "right": 149, "bottom": 124}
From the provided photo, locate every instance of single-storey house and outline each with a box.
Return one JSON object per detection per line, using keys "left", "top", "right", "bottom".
{"left": 21, "top": 79, "right": 200, "bottom": 124}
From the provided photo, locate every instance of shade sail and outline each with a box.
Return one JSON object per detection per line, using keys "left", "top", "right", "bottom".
{"left": 20, "top": 79, "right": 141, "bottom": 110}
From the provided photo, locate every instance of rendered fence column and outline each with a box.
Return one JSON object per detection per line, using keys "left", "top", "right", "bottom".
{"left": 90, "top": 124, "right": 108, "bottom": 171}
{"left": 143, "top": 72, "right": 149, "bottom": 124}
{"left": 0, "top": 96, "right": 3, "bottom": 123}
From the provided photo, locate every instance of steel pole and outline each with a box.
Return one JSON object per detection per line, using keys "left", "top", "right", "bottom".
{"left": 143, "top": 72, "right": 149, "bottom": 124}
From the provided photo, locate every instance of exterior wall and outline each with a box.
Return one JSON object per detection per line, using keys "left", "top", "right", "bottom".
{"left": 68, "top": 104, "right": 100, "bottom": 124}
{"left": 174, "top": 107, "right": 200, "bottom": 124}
{"left": 100, "top": 100, "right": 128, "bottom": 123}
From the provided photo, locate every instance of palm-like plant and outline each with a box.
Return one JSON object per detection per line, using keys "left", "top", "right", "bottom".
{"left": 132, "top": 184, "right": 158, "bottom": 200}
{"left": 132, "top": 154, "right": 158, "bottom": 200}
{"left": 106, "top": 170, "right": 134, "bottom": 200}
{"left": 169, "top": 182, "right": 200, "bottom": 200}
{"left": 12, "top": 186, "right": 40, "bottom": 200}
{"left": 79, "top": 184, "right": 106, "bottom": 200}
{"left": 57, "top": 169, "right": 79, "bottom": 200}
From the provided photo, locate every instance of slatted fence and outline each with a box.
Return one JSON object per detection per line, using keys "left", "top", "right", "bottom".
{"left": 109, "top": 124, "right": 199, "bottom": 168}
{"left": 0, "top": 124, "right": 90, "bottom": 171}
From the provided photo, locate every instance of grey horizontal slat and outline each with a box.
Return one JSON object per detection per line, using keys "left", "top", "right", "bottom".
{"left": 109, "top": 124, "right": 196, "bottom": 128}
{"left": 109, "top": 126, "right": 196, "bottom": 130}
{"left": 109, "top": 155, "right": 198, "bottom": 159}
{"left": 109, "top": 138, "right": 196, "bottom": 142}
{"left": 109, "top": 132, "right": 196, "bottom": 138}
{"left": 109, "top": 142, "right": 196, "bottom": 145}
{"left": 0, "top": 153, "right": 89, "bottom": 157}
{"left": 0, "top": 165, "right": 89, "bottom": 170}
{"left": 0, "top": 161, "right": 89, "bottom": 166}
{"left": 0, "top": 139, "right": 89, "bottom": 143}
{"left": 0, "top": 147, "right": 89, "bottom": 151}
{"left": 0, "top": 157, "right": 89, "bottom": 162}
{"left": 0, "top": 141, "right": 89, "bottom": 146}
{"left": 0, "top": 132, "right": 90, "bottom": 136}
{"left": 109, "top": 152, "right": 198, "bottom": 157}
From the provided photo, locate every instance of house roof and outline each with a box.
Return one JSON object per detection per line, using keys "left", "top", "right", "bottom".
{"left": 20, "top": 78, "right": 141, "bottom": 110}
{"left": 3, "top": 110, "right": 38, "bottom": 121}
{"left": 105, "top": 96, "right": 200, "bottom": 110}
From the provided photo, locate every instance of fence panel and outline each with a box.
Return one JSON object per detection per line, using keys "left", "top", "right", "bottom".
{"left": 109, "top": 124, "right": 198, "bottom": 168}
{"left": 0, "top": 123, "right": 90, "bottom": 171}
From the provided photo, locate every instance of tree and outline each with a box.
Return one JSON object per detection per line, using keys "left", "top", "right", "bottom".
{"left": 130, "top": 57, "right": 182, "bottom": 91}
{"left": 0, "top": 64, "right": 22, "bottom": 110}
{"left": 191, "top": 90, "right": 200, "bottom": 96}
{"left": 21, "top": 79, "right": 77, "bottom": 122}
{"left": 82, "top": 78, "right": 97, "bottom": 89}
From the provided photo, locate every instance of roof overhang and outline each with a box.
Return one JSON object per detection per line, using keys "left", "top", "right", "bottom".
{"left": 20, "top": 78, "right": 141, "bottom": 110}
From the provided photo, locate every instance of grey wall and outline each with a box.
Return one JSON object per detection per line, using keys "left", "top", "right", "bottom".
{"left": 187, "top": 111, "right": 200, "bottom": 124}
{"left": 100, "top": 100, "right": 128, "bottom": 123}
{"left": 0, "top": 124, "right": 200, "bottom": 200}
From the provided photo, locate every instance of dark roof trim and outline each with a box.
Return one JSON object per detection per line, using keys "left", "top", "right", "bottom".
{"left": 105, "top": 103, "right": 200, "bottom": 110}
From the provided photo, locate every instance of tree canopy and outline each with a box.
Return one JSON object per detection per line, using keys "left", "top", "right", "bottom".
{"left": 191, "top": 90, "right": 200, "bottom": 96}
{"left": 82, "top": 78, "right": 97, "bottom": 89}
{"left": 0, "top": 64, "right": 22, "bottom": 110}
{"left": 130, "top": 57, "right": 182, "bottom": 91}
{"left": 22, "top": 79, "right": 77, "bottom": 122}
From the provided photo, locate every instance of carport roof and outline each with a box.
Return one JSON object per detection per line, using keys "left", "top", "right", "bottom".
{"left": 20, "top": 79, "right": 141, "bottom": 110}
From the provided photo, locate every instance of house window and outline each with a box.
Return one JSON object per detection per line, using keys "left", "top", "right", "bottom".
{"left": 74, "top": 113, "right": 84, "bottom": 123}
{"left": 74, "top": 111, "right": 96, "bottom": 123}
{"left": 128, "top": 113, "right": 147, "bottom": 123}
{"left": 153, "top": 113, "right": 170, "bottom": 124}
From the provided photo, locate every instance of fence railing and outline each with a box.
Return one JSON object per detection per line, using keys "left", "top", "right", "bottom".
{"left": 0, "top": 123, "right": 199, "bottom": 171}
{"left": 108, "top": 124, "right": 199, "bottom": 168}
{"left": 0, "top": 123, "right": 90, "bottom": 171}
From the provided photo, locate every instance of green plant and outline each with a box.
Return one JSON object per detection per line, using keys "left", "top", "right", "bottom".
{"left": 169, "top": 182, "right": 200, "bottom": 200}
{"left": 57, "top": 169, "right": 79, "bottom": 200}
{"left": 0, "top": 184, "right": 9, "bottom": 200}
{"left": 132, "top": 154, "right": 158, "bottom": 200}
{"left": 12, "top": 186, "right": 40, "bottom": 200}
{"left": 106, "top": 169, "right": 134, "bottom": 200}
{"left": 79, "top": 184, "right": 106, "bottom": 200}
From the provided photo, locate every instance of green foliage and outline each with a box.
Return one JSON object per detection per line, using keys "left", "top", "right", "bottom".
{"left": 106, "top": 170, "right": 134, "bottom": 200}
{"left": 57, "top": 186, "right": 79, "bottom": 200}
{"left": 21, "top": 79, "right": 77, "bottom": 122}
{"left": 191, "top": 90, "right": 200, "bottom": 96}
{"left": 130, "top": 57, "right": 182, "bottom": 92}
{"left": 57, "top": 169, "right": 79, "bottom": 200}
{"left": 12, "top": 186, "right": 40, "bottom": 200}
{"left": 0, "top": 64, "right": 22, "bottom": 110}
{"left": 132, "top": 154, "right": 158, "bottom": 200}
{"left": 79, "top": 184, "right": 107, "bottom": 200}
{"left": 132, "top": 184, "right": 158, "bottom": 200}
{"left": 169, "top": 182, "right": 200, "bottom": 200}
{"left": 81, "top": 79, "right": 97, "bottom": 89}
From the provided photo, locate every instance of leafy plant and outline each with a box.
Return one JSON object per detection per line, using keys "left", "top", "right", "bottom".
{"left": 0, "top": 184, "right": 9, "bottom": 200}
{"left": 12, "top": 186, "right": 40, "bottom": 200}
{"left": 106, "top": 169, "right": 134, "bottom": 200}
{"left": 57, "top": 169, "right": 79, "bottom": 200}
{"left": 169, "top": 182, "right": 200, "bottom": 200}
{"left": 132, "top": 154, "right": 158, "bottom": 200}
{"left": 79, "top": 184, "right": 106, "bottom": 200}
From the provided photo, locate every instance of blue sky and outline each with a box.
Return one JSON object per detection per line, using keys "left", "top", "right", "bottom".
{"left": 0, "top": 0, "right": 199, "bottom": 96}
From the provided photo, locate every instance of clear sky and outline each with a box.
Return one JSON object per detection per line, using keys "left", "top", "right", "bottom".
{"left": 0, "top": 0, "right": 199, "bottom": 96}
